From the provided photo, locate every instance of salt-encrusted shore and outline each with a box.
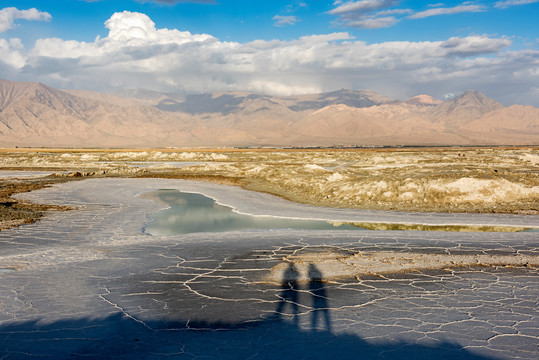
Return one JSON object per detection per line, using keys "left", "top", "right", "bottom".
{"left": 2, "top": 148, "right": 538, "bottom": 215}
{"left": 1, "top": 178, "right": 538, "bottom": 359}
{"left": 18, "top": 178, "right": 539, "bottom": 229}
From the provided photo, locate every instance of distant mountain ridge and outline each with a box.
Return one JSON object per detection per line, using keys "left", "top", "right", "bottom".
{"left": 0, "top": 79, "right": 537, "bottom": 147}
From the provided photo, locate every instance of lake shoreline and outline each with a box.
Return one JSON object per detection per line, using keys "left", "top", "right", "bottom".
{"left": 1, "top": 147, "right": 538, "bottom": 230}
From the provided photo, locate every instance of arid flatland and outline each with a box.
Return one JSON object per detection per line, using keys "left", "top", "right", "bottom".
{"left": 1, "top": 147, "right": 537, "bottom": 230}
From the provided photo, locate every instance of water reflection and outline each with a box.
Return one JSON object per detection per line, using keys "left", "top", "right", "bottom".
{"left": 142, "top": 189, "right": 364, "bottom": 236}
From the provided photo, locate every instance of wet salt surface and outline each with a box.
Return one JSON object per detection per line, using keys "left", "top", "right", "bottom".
{"left": 0, "top": 178, "right": 538, "bottom": 359}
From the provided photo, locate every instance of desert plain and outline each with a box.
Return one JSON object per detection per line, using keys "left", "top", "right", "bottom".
{"left": 1, "top": 146, "right": 538, "bottom": 226}
{"left": 0, "top": 147, "right": 538, "bottom": 359}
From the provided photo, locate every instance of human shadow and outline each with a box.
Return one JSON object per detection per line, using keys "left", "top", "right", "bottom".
{"left": 274, "top": 262, "right": 299, "bottom": 327}
{"left": 309, "top": 264, "right": 332, "bottom": 333}
{"left": 0, "top": 263, "right": 501, "bottom": 359}
{"left": 0, "top": 312, "right": 497, "bottom": 359}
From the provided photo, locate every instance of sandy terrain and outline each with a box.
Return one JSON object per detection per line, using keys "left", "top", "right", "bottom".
{"left": 0, "top": 147, "right": 537, "bottom": 230}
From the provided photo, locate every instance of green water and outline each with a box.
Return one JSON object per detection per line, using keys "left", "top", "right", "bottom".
{"left": 142, "top": 189, "right": 364, "bottom": 236}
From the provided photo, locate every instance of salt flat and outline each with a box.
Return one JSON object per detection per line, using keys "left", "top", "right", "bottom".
{"left": 0, "top": 178, "right": 538, "bottom": 359}
{"left": 0, "top": 170, "right": 59, "bottom": 179}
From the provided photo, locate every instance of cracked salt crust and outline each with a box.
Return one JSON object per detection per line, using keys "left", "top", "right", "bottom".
{"left": 266, "top": 249, "right": 539, "bottom": 283}
{"left": 1, "top": 178, "right": 538, "bottom": 359}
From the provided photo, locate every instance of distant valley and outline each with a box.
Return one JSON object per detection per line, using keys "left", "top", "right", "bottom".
{"left": 1, "top": 79, "right": 537, "bottom": 147}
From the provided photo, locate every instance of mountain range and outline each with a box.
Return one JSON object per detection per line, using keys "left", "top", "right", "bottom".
{"left": 0, "top": 79, "right": 537, "bottom": 147}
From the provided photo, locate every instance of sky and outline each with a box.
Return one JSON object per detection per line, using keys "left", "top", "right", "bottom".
{"left": 0, "top": 0, "right": 538, "bottom": 106}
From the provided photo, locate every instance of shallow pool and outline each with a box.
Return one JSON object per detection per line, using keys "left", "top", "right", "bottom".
{"left": 142, "top": 189, "right": 364, "bottom": 236}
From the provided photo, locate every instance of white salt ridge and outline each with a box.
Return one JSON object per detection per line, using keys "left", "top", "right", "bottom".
{"left": 326, "top": 172, "right": 344, "bottom": 182}
{"left": 429, "top": 177, "right": 539, "bottom": 203}
{"left": 304, "top": 164, "right": 327, "bottom": 172}
{"left": 246, "top": 165, "right": 268, "bottom": 174}
{"left": 520, "top": 153, "right": 539, "bottom": 166}
{"left": 106, "top": 151, "right": 229, "bottom": 162}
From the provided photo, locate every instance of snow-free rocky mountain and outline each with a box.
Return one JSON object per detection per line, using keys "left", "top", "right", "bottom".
{"left": 0, "top": 79, "right": 537, "bottom": 147}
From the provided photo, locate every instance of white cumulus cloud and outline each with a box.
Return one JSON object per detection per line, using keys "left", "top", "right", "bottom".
{"left": 441, "top": 35, "right": 511, "bottom": 57}
{"left": 0, "top": 38, "right": 26, "bottom": 68}
{"left": 0, "top": 7, "right": 51, "bottom": 33}
{"left": 1, "top": 10, "right": 538, "bottom": 107}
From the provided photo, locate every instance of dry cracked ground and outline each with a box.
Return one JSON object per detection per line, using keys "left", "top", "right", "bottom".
{"left": 0, "top": 148, "right": 538, "bottom": 359}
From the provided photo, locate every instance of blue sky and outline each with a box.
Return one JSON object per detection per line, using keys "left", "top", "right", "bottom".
{"left": 1, "top": 0, "right": 538, "bottom": 105}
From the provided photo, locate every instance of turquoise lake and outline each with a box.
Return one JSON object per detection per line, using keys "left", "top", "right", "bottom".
{"left": 142, "top": 189, "right": 364, "bottom": 236}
